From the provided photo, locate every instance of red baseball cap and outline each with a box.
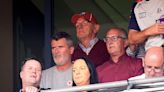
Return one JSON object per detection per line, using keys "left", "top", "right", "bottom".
{"left": 71, "top": 11, "right": 98, "bottom": 25}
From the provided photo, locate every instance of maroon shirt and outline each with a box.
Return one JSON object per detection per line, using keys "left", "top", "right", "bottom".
{"left": 72, "top": 40, "right": 109, "bottom": 67}
{"left": 97, "top": 54, "right": 144, "bottom": 83}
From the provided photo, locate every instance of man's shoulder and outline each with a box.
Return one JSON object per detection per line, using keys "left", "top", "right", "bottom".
{"left": 130, "top": 57, "right": 143, "bottom": 68}
{"left": 96, "top": 39, "right": 105, "bottom": 45}
{"left": 43, "top": 66, "right": 56, "bottom": 73}
{"left": 122, "top": 55, "right": 143, "bottom": 68}
{"left": 93, "top": 39, "right": 107, "bottom": 50}
{"left": 122, "top": 54, "right": 141, "bottom": 61}
{"left": 126, "top": 55, "right": 142, "bottom": 62}
{"left": 96, "top": 61, "right": 110, "bottom": 72}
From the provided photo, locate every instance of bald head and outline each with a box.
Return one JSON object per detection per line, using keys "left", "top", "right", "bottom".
{"left": 144, "top": 47, "right": 164, "bottom": 78}
{"left": 145, "top": 47, "right": 164, "bottom": 63}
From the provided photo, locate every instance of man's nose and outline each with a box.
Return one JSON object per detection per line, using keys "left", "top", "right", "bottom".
{"left": 31, "top": 68, "right": 37, "bottom": 73}
{"left": 77, "top": 24, "right": 84, "bottom": 29}
{"left": 54, "top": 48, "right": 59, "bottom": 54}
{"left": 76, "top": 70, "right": 80, "bottom": 75}
{"left": 106, "top": 40, "right": 113, "bottom": 45}
{"left": 149, "top": 69, "right": 156, "bottom": 76}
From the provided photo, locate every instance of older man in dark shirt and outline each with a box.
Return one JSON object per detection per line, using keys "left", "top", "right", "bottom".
{"left": 97, "top": 27, "right": 144, "bottom": 83}
{"left": 71, "top": 11, "right": 109, "bottom": 67}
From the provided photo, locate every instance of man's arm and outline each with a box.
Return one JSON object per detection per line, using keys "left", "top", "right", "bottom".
{"left": 129, "top": 24, "right": 164, "bottom": 44}
{"left": 128, "top": 29, "right": 148, "bottom": 44}
{"left": 128, "top": 2, "right": 147, "bottom": 44}
{"left": 128, "top": 2, "right": 164, "bottom": 45}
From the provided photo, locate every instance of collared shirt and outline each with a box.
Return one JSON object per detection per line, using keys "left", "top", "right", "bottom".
{"left": 72, "top": 39, "right": 109, "bottom": 67}
{"left": 97, "top": 54, "right": 144, "bottom": 83}
{"left": 79, "top": 37, "right": 98, "bottom": 55}
{"left": 19, "top": 89, "right": 22, "bottom": 92}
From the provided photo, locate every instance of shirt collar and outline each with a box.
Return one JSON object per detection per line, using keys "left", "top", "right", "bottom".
{"left": 19, "top": 89, "right": 22, "bottom": 92}
{"left": 109, "top": 53, "right": 128, "bottom": 64}
{"left": 79, "top": 37, "right": 98, "bottom": 49}
{"left": 79, "top": 37, "right": 99, "bottom": 55}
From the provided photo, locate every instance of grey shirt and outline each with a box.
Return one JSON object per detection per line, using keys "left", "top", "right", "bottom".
{"left": 40, "top": 66, "right": 72, "bottom": 90}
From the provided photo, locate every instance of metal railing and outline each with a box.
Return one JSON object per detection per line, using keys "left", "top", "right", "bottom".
{"left": 41, "top": 77, "right": 164, "bottom": 92}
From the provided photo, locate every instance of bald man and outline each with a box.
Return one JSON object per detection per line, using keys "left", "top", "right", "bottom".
{"left": 130, "top": 47, "right": 164, "bottom": 80}
{"left": 144, "top": 47, "right": 164, "bottom": 78}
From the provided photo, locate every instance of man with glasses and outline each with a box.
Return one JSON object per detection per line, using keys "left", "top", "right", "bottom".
{"left": 97, "top": 27, "right": 144, "bottom": 83}
{"left": 130, "top": 46, "right": 164, "bottom": 80}
{"left": 71, "top": 11, "right": 109, "bottom": 67}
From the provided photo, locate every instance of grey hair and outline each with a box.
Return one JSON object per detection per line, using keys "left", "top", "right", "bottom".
{"left": 107, "top": 27, "right": 128, "bottom": 39}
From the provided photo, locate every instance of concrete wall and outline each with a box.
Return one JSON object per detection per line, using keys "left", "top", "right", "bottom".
{"left": 0, "top": 0, "right": 13, "bottom": 92}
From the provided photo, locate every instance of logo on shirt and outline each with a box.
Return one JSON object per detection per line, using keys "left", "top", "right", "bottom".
{"left": 139, "top": 12, "right": 146, "bottom": 19}
{"left": 157, "top": 8, "right": 162, "bottom": 14}
{"left": 67, "top": 80, "right": 73, "bottom": 87}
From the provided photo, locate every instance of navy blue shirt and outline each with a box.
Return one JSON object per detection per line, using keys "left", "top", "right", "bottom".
{"left": 128, "top": 2, "right": 140, "bottom": 31}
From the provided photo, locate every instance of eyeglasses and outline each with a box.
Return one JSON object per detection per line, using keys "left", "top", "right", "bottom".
{"left": 104, "top": 36, "right": 126, "bottom": 43}
{"left": 75, "top": 21, "right": 90, "bottom": 29}
{"left": 145, "top": 65, "right": 163, "bottom": 73}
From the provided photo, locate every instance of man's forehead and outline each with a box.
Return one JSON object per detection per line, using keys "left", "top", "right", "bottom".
{"left": 106, "top": 31, "right": 120, "bottom": 37}
{"left": 145, "top": 60, "right": 164, "bottom": 67}
{"left": 76, "top": 17, "right": 87, "bottom": 24}
{"left": 145, "top": 55, "right": 164, "bottom": 65}
{"left": 24, "top": 60, "right": 41, "bottom": 67}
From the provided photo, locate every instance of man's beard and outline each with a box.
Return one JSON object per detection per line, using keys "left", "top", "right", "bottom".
{"left": 53, "top": 55, "right": 69, "bottom": 66}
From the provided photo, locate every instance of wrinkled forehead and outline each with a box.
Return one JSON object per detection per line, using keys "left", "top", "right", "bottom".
{"left": 145, "top": 47, "right": 164, "bottom": 66}
{"left": 145, "top": 58, "right": 164, "bottom": 67}
{"left": 106, "top": 29, "right": 121, "bottom": 36}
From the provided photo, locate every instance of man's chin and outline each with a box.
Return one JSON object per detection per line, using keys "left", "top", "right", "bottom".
{"left": 29, "top": 78, "right": 38, "bottom": 83}
{"left": 55, "top": 62, "right": 65, "bottom": 66}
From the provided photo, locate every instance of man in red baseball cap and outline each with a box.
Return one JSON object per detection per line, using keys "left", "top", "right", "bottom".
{"left": 71, "top": 11, "right": 109, "bottom": 68}
{"left": 71, "top": 11, "right": 98, "bottom": 25}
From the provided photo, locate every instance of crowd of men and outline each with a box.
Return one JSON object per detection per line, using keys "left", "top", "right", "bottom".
{"left": 19, "top": 0, "right": 164, "bottom": 91}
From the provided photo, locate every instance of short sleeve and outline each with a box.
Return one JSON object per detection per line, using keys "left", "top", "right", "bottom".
{"left": 128, "top": 2, "right": 140, "bottom": 31}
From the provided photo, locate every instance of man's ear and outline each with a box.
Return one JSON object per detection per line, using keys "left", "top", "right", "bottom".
{"left": 70, "top": 47, "right": 75, "bottom": 55}
{"left": 142, "top": 58, "right": 145, "bottom": 67}
{"left": 20, "top": 71, "right": 23, "bottom": 79}
{"left": 124, "top": 39, "right": 129, "bottom": 48}
{"left": 93, "top": 24, "right": 100, "bottom": 33}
